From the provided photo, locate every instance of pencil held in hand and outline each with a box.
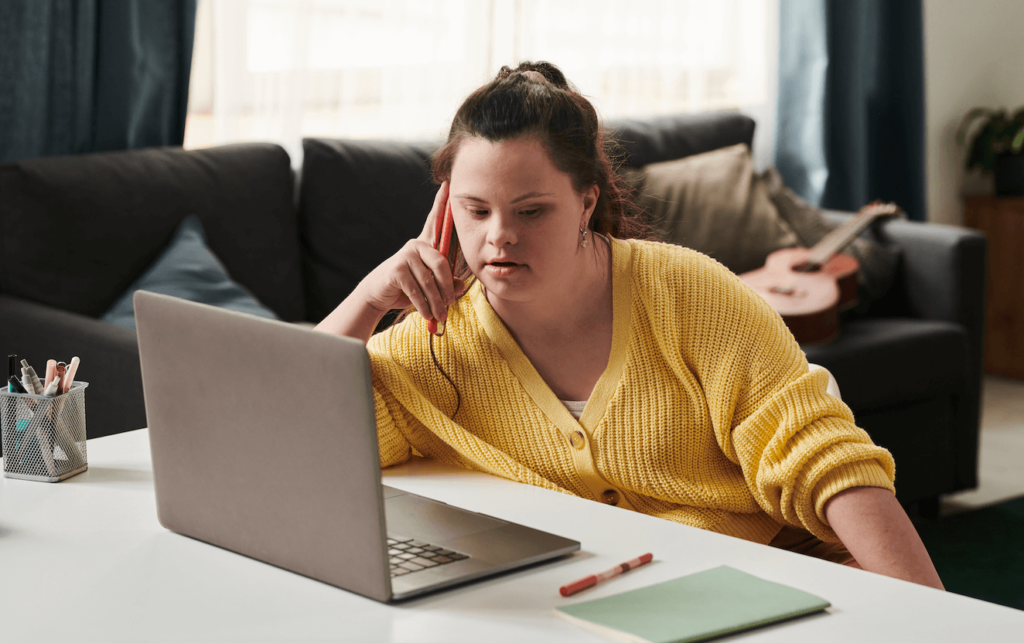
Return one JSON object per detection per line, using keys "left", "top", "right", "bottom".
{"left": 560, "top": 553, "right": 654, "bottom": 597}
{"left": 427, "top": 200, "right": 457, "bottom": 337}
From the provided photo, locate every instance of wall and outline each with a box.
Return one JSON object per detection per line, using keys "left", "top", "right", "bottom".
{"left": 742, "top": 0, "right": 779, "bottom": 173}
{"left": 924, "top": 0, "right": 1024, "bottom": 225}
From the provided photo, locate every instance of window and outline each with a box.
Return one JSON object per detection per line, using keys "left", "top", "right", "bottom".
{"left": 185, "top": 0, "right": 777, "bottom": 166}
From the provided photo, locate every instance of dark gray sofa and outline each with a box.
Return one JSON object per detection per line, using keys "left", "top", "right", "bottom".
{"left": 0, "top": 112, "right": 985, "bottom": 512}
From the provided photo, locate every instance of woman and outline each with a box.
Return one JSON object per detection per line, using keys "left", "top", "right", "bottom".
{"left": 316, "top": 62, "right": 943, "bottom": 590}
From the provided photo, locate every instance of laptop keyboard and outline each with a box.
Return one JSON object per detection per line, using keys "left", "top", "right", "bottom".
{"left": 388, "top": 535, "right": 469, "bottom": 577}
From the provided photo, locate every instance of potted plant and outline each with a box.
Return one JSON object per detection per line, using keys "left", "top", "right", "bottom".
{"left": 956, "top": 107, "right": 1024, "bottom": 196}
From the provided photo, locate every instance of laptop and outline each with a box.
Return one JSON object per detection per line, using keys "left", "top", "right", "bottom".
{"left": 134, "top": 291, "right": 580, "bottom": 602}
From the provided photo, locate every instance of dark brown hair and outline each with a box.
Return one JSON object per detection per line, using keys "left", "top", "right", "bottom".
{"left": 431, "top": 61, "right": 648, "bottom": 271}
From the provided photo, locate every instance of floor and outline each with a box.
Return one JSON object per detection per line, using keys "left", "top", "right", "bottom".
{"left": 941, "top": 375, "right": 1024, "bottom": 515}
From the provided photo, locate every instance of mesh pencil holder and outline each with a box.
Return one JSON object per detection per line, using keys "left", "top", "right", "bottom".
{"left": 1, "top": 382, "right": 89, "bottom": 482}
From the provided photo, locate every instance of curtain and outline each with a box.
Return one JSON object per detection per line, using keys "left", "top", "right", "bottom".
{"left": 186, "top": 0, "right": 778, "bottom": 168}
{"left": 0, "top": 0, "right": 198, "bottom": 164}
{"left": 775, "top": 0, "right": 926, "bottom": 221}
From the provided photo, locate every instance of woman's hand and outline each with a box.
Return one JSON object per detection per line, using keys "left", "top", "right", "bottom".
{"left": 314, "top": 182, "right": 464, "bottom": 342}
{"left": 358, "top": 181, "right": 461, "bottom": 321}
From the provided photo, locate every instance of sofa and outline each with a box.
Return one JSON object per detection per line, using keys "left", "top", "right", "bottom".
{"left": 0, "top": 112, "right": 985, "bottom": 513}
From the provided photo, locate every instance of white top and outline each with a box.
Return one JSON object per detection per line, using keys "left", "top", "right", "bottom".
{"left": 560, "top": 399, "right": 588, "bottom": 419}
{"left": 2, "top": 428, "right": 1021, "bottom": 642}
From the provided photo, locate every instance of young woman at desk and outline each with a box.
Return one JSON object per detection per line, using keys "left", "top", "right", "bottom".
{"left": 316, "top": 62, "right": 944, "bottom": 590}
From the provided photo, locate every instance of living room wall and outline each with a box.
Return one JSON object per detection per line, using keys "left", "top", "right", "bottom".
{"left": 924, "top": 0, "right": 1024, "bottom": 225}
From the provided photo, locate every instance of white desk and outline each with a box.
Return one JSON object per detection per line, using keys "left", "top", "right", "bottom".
{"left": 2, "top": 429, "right": 1021, "bottom": 642}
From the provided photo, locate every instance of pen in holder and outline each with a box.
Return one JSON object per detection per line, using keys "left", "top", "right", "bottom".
{"left": 1, "top": 382, "right": 89, "bottom": 482}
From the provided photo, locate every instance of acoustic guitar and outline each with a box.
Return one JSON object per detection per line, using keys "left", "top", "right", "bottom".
{"left": 738, "top": 201, "right": 902, "bottom": 345}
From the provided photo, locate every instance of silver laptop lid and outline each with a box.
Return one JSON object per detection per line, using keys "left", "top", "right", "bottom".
{"left": 135, "top": 291, "right": 392, "bottom": 601}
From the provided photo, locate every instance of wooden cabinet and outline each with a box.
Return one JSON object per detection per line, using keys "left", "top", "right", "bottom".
{"left": 964, "top": 196, "right": 1024, "bottom": 379}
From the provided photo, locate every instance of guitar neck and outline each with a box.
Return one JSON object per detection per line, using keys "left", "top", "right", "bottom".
{"left": 805, "top": 205, "right": 896, "bottom": 267}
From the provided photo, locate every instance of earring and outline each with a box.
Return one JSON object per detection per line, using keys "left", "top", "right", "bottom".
{"left": 579, "top": 227, "right": 589, "bottom": 248}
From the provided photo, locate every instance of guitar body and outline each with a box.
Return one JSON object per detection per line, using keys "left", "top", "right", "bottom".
{"left": 738, "top": 247, "right": 860, "bottom": 345}
{"left": 737, "top": 201, "right": 901, "bottom": 345}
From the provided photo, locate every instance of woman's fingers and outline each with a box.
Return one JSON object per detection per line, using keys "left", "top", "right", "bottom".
{"left": 387, "top": 239, "right": 455, "bottom": 322}
{"left": 423, "top": 247, "right": 456, "bottom": 306}
{"left": 394, "top": 269, "right": 432, "bottom": 321}
{"left": 419, "top": 181, "right": 450, "bottom": 244}
{"left": 405, "top": 251, "right": 449, "bottom": 322}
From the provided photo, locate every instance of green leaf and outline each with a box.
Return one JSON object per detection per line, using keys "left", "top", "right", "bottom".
{"left": 956, "top": 106, "right": 1024, "bottom": 169}
{"left": 956, "top": 107, "right": 997, "bottom": 146}
{"left": 968, "top": 127, "right": 993, "bottom": 171}
{"left": 993, "top": 118, "right": 1013, "bottom": 153}
{"left": 1012, "top": 126, "right": 1024, "bottom": 153}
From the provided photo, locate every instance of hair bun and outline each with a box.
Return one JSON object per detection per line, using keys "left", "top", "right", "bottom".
{"left": 495, "top": 61, "right": 571, "bottom": 91}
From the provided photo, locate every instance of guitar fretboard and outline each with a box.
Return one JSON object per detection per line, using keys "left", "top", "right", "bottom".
{"left": 802, "top": 204, "right": 900, "bottom": 270}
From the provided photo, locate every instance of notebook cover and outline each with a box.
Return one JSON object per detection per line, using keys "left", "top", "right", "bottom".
{"left": 555, "top": 565, "right": 830, "bottom": 643}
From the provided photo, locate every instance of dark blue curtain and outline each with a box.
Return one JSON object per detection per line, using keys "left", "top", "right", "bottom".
{"left": 0, "top": 0, "right": 197, "bottom": 164}
{"left": 775, "top": 0, "right": 926, "bottom": 221}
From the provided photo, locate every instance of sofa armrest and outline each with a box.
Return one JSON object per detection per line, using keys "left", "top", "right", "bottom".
{"left": 0, "top": 295, "right": 146, "bottom": 451}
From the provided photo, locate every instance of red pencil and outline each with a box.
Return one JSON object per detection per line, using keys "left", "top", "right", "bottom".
{"left": 559, "top": 553, "right": 654, "bottom": 597}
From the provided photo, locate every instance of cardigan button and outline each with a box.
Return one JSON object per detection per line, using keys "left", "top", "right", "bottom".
{"left": 569, "top": 431, "right": 586, "bottom": 449}
{"left": 601, "top": 490, "right": 620, "bottom": 506}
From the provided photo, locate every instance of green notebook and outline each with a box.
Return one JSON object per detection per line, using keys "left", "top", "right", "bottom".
{"left": 555, "top": 566, "right": 830, "bottom": 643}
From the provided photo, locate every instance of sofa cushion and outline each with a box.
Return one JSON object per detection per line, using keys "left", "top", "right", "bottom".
{"left": 0, "top": 143, "right": 304, "bottom": 321}
{"left": 803, "top": 317, "right": 967, "bottom": 413}
{"left": 632, "top": 143, "right": 799, "bottom": 274}
{"left": 102, "top": 216, "right": 278, "bottom": 330}
{"left": 299, "top": 138, "right": 439, "bottom": 323}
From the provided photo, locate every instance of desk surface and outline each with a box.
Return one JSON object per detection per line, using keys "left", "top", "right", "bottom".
{"left": 2, "top": 430, "right": 1021, "bottom": 642}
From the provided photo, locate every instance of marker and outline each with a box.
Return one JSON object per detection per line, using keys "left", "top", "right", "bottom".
{"left": 8, "top": 354, "right": 17, "bottom": 391}
{"left": 21, "top": 372, "right": 36, "bottom": 396}
{"left": 55, "top": 363, "right": 67, "bottom": 391}
{"left": 62, "top": 356, "right": 80, "bottom": 393}
{"left": 45, "top": 359, "right": 57, "bottom": 389}
{"left": 8, "top": 375, "right": 28, "bottom": 394}
{"left": 43, "top": 375, "right": 62, "bottom": 397}
{"left": 559, "top": 553, "right": 654, "bottom": 597}
{"left": 21, "top": 359, "right": 44, "bottom": 395}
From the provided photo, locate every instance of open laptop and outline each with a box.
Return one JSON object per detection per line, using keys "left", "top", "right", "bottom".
{"left": 134, "top": 291, "right": 579, "bottom": 602}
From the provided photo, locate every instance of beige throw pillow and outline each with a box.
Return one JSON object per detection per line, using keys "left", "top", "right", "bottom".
{"left": 632, "top": 143, "right": 799, "bottom": 274}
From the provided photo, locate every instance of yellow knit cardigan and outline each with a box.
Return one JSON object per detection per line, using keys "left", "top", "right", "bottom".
{"left": 368, "top": 238, "right": 895, "bottom": 545}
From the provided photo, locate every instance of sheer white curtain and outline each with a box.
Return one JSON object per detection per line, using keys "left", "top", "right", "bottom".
{"left": 185, "top": 0, "right": 778, "bottom": 167}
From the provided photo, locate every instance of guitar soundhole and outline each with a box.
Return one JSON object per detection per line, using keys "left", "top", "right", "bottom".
{"left": 793, "top": 261, "right": 819, "bottom": 273}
